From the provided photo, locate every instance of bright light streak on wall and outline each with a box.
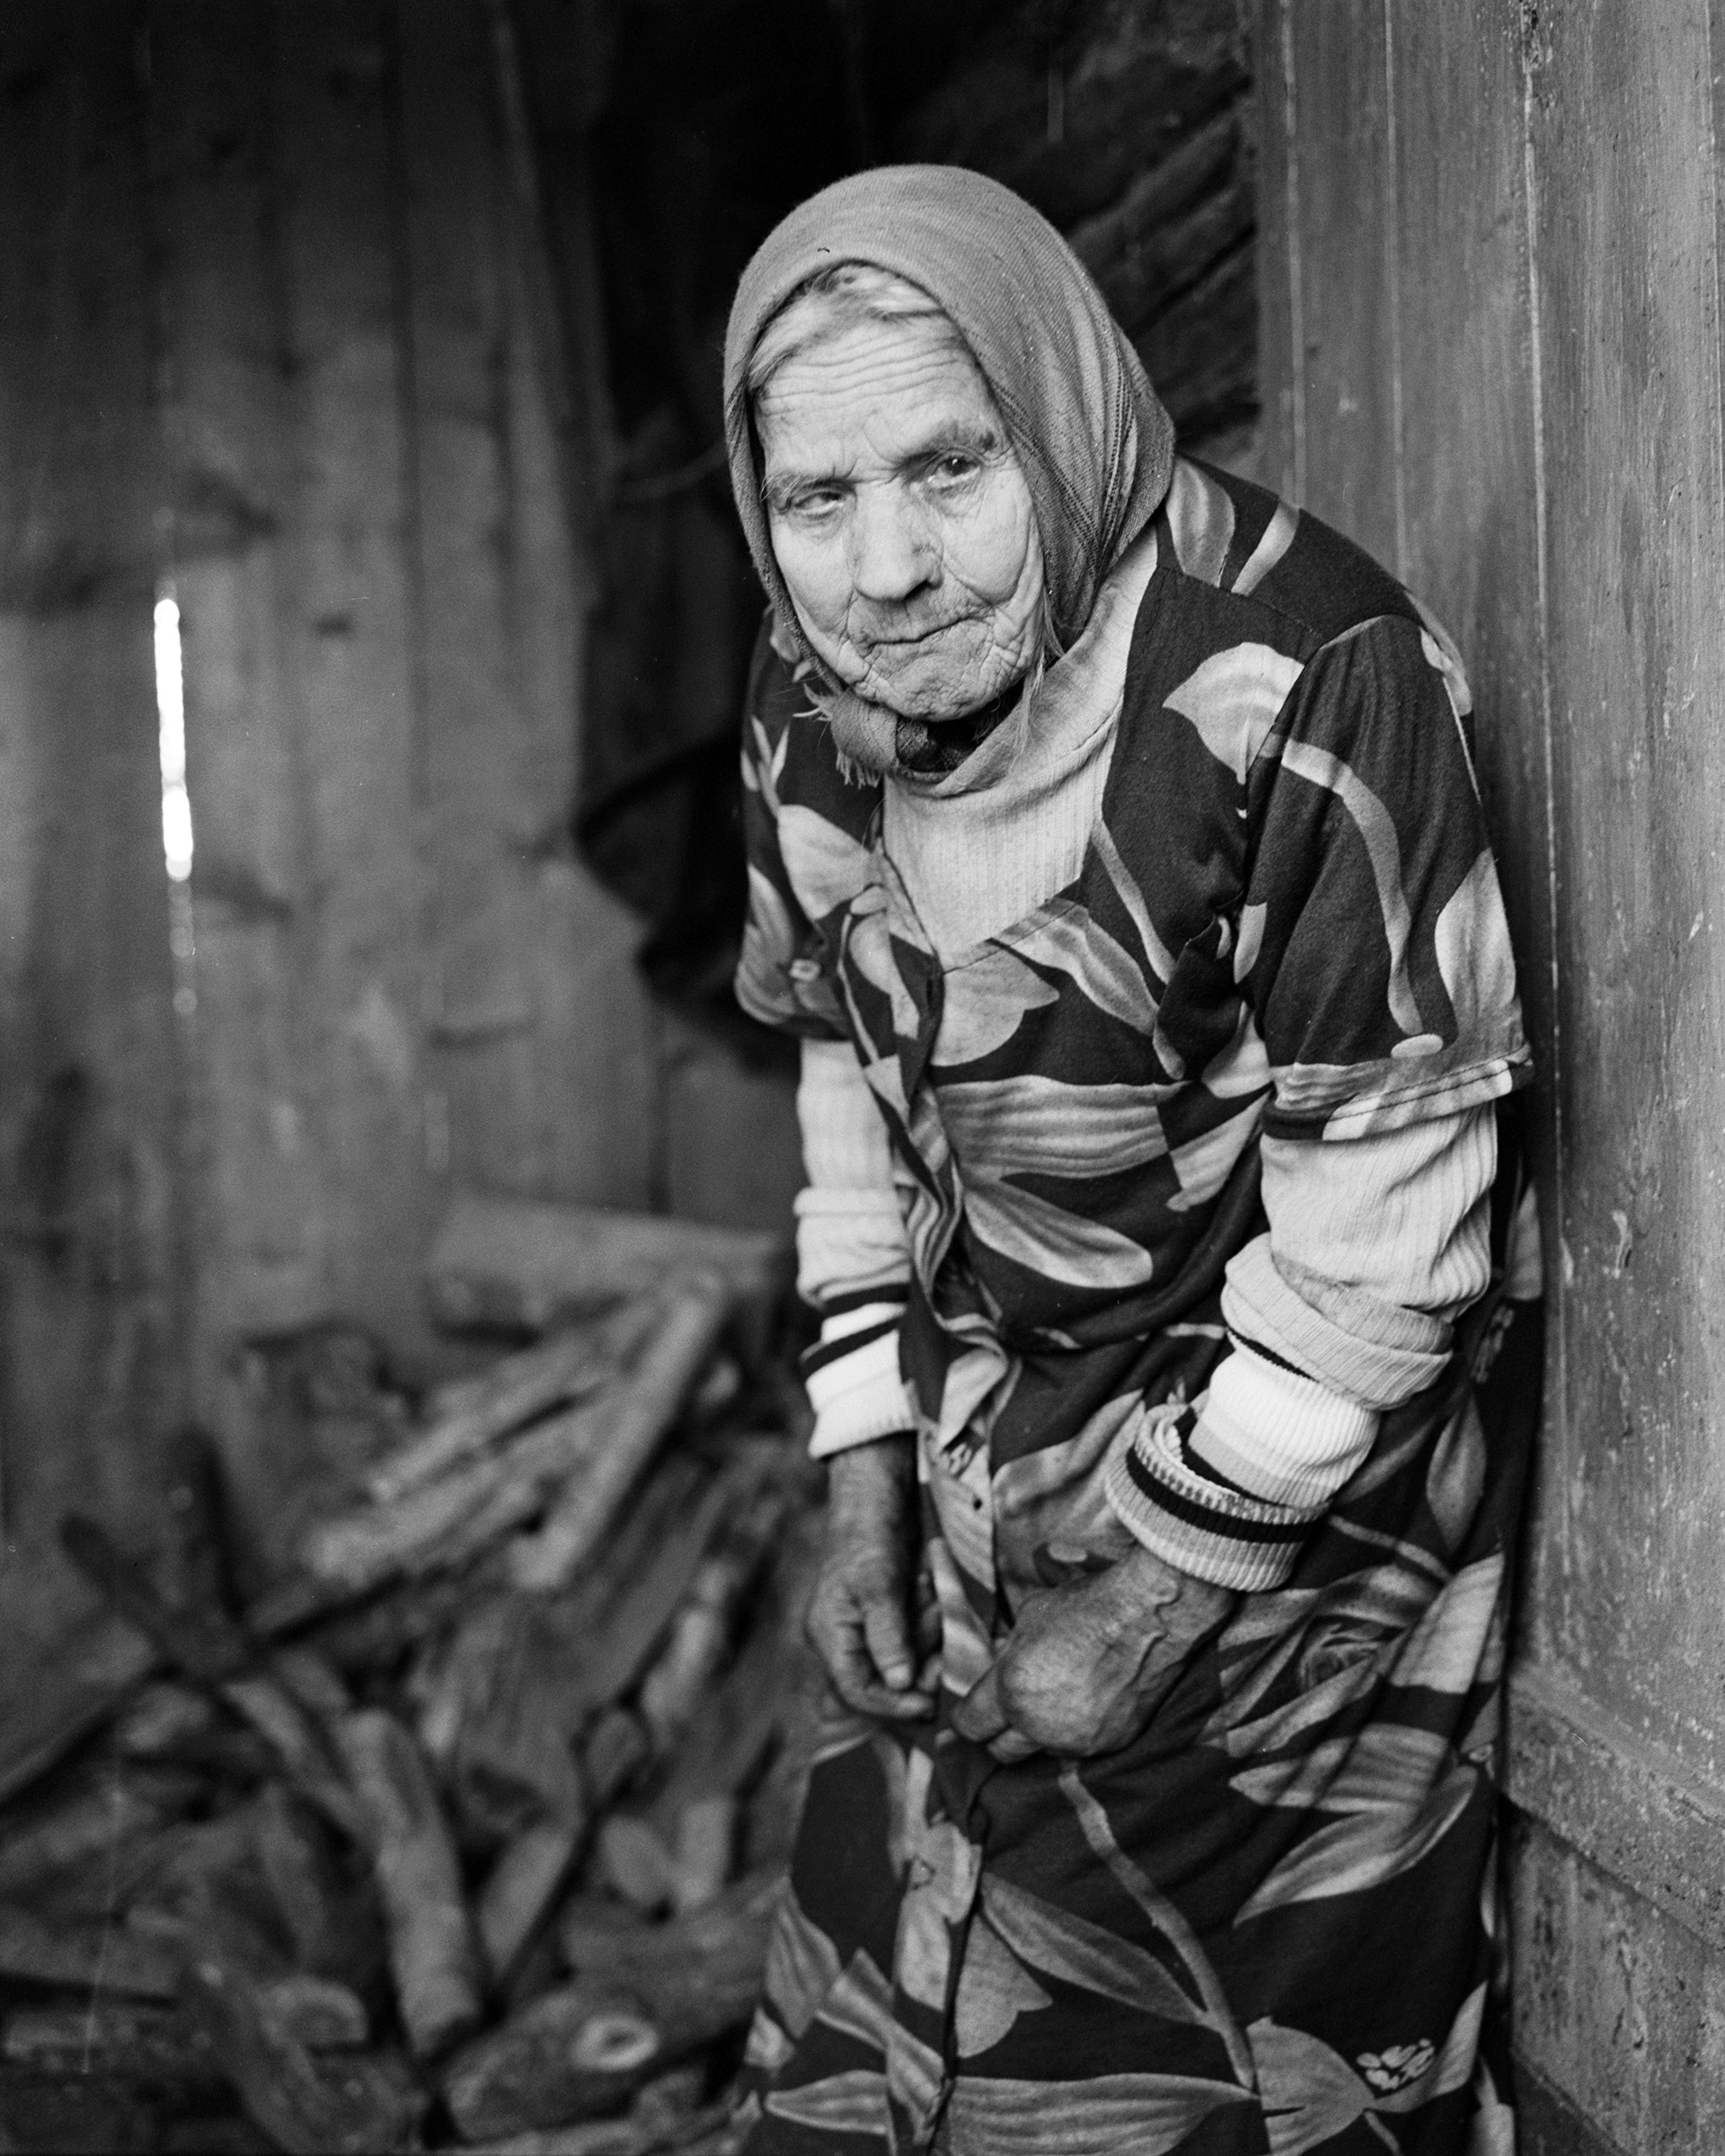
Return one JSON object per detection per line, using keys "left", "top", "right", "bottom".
{"left": 153, "top": 594, "right": 194, "bottom": 882}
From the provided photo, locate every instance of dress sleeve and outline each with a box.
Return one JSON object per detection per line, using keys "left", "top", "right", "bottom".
{"left": 1105, "top": 1104, "right": 1495, "bottom": 1590}
{"left": 794, "top": 1039, "right": 916, "bottom": 1458}
{"left": 1104, "top": 608, "right": 1526, "bottom": 1589}
{"left": 1241, "top": 611, "right": 1529, "bottom": 1140}
{"left": 733, "top": 623, "right": 854, "bottom": 1043}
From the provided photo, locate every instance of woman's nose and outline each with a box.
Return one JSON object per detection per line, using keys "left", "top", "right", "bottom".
{"left": 849, "top": 486, "right": 934, "bottom": 603}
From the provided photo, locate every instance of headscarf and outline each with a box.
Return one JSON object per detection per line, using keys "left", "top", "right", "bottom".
{"left": 723, "top": 164, "right": 1175, "bottom": 685}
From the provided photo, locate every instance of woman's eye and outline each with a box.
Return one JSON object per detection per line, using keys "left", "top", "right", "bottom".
{"left": 929, "top": 455, "right": 978, "bottom": 485}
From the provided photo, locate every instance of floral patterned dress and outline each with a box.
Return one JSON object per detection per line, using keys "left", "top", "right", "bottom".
{"left": 733, "top": 461, "right": 1540, "bottom": 2155}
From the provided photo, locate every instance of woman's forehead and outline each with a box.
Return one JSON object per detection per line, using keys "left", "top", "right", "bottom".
{"left": 756, "top": 317, "right": 1004, "bottom": 470}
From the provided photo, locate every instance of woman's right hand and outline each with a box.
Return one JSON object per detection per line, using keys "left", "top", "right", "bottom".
{"left": 805, "top": 1433, "right": 939, "bottom": 1720}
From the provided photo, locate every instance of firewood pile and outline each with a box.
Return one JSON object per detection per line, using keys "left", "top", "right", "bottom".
{"left": 0, "top": 1203, "right": 823, "bottom": 2156}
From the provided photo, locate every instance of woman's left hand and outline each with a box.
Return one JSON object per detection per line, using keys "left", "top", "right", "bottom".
{"left": 951, "top": 1546, "right": 1237, "bottom": 1760}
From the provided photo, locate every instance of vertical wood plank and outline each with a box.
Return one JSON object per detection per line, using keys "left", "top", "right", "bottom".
{"left": 1281, "top": 0, "right": 1399, "bottom": 561}
{"left": 1383, "top": 0, "right": 1566, "bottom": 1671}
{"left": 148, "top": 0, "right": 332, "bottom": 1391}
{"left": 271, "top": 0, "right": 428, "bottom": 1347}
{"left": 397, "top": 0, "right": 657, "bottom": 1215}
{"left": 1247, "top": 0, "right": 1299, "bottom": 501}
{"left": 1528, "top": 0, "right": 1725, "bottom": 1782}
{"left": 497, "top": 174, "right": 661, "bottom": 1209}
{"left": 0, "top": 2, "right": 177, "bottom": 1641}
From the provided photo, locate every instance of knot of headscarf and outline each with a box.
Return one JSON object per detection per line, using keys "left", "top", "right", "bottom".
{"left": 723, "top": 163, "right": 1175, "bottom": 769}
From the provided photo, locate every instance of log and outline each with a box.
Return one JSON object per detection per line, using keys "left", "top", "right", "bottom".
{"left": 247, "top": 1784, "right": 385, "bottom": 1996}
{"left": 557, "top": 1873, "right": 778, "bottom": 2004}
{"left": 113, "top": 1681, "right": 220, "bottom": 1758}
{"left": 671, "top": 1795, "right": 736, "bottom": 1914}
{"left": 425, "top": 1195, "right": 787, "bottom": 1335}
{"left": 447, "top": 1875, "right": 778, "bottom": 2141}
{"left": 177, "top": 1950, "right": 420, "bottom": 2155}
{"left": 0, "top": 1903, "right": 180, "bottom": 1999}
{"left": 367, "top": 1298, "right": 658, "bottom": 1504}
{"left": 0, "top": 1768, "right": 202, "bottom": 1904}
{"left": 596, "top": 1816, "right": 680, "bottom": 1913}
{"left": 298, "top": 1392, "right": 613, "bottom": 1600}
{"left": 257, "top": 1972, "right": 370, "bottom": 2051}
{"left": 456, "top": 2099, "right": 736, "bottom": 2156}
{"left": 59, "top": 1515, "right": 249, "bottom": 1686}
{"left": 57, "top": 1514, "right": 365, "bottom": 1843}
{"left": 637, "top": 1475, "right": 789, "bottom": 1748}
{"left": 0, "top": 1608, "right": 156, "bottom": 1808}
{"left": 430, "top": 1594, "right": 588, "bottom": 1840}
{"left": 333, "top": 1708, "right": 484, "bottom": 2059}
{"left": 297, "top": 1568, "right": 477, "bottom": 1677}
{"left": 477, "top": 1817, "right": 583, "bottom": 1987}
{"left": 509, "top": 1277, "right": 732, "bottom": 1592}
{"left": 558, "top": 1460, "right": 731, "bottom": 1717}
{"left": 1, "top": 2003, "right": 224, "bottom": 2094}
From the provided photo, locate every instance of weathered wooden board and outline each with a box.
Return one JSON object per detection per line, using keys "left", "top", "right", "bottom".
{"left": 270, "top": 0, "right": 430, "bottom": 1352}
{"left": 1278, "top": 0, "right": 1399, "bottom": 570}
{"left": 399, "top": 0, "right": 658, "bottom": 1215}
{"left": 1508, "top": 1807, "right": 1725, "bottom": 2153}
{"left": 1527, "top": 0, "right": 1725, "bottom": 1782}
{"left": 1246, "top": 1, "right": 1298, "bottom": 504}
{"left": 148, "top": 0, "right": 331, "bottom": 1391}
{"left": 1380, "top": 0, "right": 1568, "bottom": 1683}
{"left": 0, "top": 2, "right": 178, "bottom": 1650}
{"left": 1252, "top": 4, "right": 1725, "bottom": 2144}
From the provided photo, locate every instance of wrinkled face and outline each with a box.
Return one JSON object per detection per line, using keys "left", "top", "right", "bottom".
{"left": 755, "top": 315, "right": 1045, "bottom": 720}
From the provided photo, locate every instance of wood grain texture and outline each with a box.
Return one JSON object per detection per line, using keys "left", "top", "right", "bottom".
{"left": 1508, "top": 1808, "right": 1725, "bottom": 2155}
{"left": 1508, "top": 1666, "right": 1725, "bottom": 1956}
{"left": 148, "top": 0, "right": 331, "bottom": 1383}
{"left": 271, "top": 0, "right": 429, "bottom": 1348}
{"left": 1382, "top": 0, "right": 1567, "bottom": 1683}
{"left": 1246, "top": 0, "right": 1298, "bottom": 502}
{"left": 1278, "top": 0, "right": 1399, "bottom": 567}
{"left": 0, "top": 0, "right": 177, "bottom": 1649}
{"left": 1526, "top": 0, "right": 1725, "bottom": 1782}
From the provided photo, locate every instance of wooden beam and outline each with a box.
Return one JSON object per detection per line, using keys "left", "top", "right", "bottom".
{"left": 0, "top": 0, "right": 178, "bottom": 1657}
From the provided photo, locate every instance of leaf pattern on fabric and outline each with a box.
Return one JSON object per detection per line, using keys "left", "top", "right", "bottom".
{"left": 1235, "top": 1761, "right": 1479, "bottom": 1920}
{"left": 1278, "top": 738, "right": 1427, "bottom": 1038}
{"left": 816, "top": 1949, "right": 898, "bottom": 2057}
{"left": 933, "top": 1076, "right": 1175, "bottom": 1287}
{"left": 1435, "top": 849, "right": 1519, "bottom": 1043}
{"left": 952, "top": 1913, "right": 1054, "bottom": 2058}
{"left": 763, "top": 1885, "right": 845, "bottom": 2039}
{"left": 1165, "top": 641, "right": 1305, "bottom": 782}
{"left": 980, "top": 1875, "right": 1209, "bottom": 2027}
{"left": 1165, "top": 1095, "right": 1266, "bottom": 1212}
{"left": 764, "top": 2070, "right": 891, "bottom": 2137}
{"left": 1005, "top": 905, "right": 1163, "bottom": 1038}
{"left": 1247, "top": 2019, "right": 1377, "bottom": 2153}
{"left": 777, "top": 804, "right": 874, "bottom": 922}
{"left": 1391, "top": 1554, "right": 1504, "bottom": 1697}
{"left": 937, "top": 942, "right": 1062, "bottom": 1065}
{"left": 941, "top": 2072, "right": 1255, "bottom": 2155}
{"left": 1229, "top": 1723, "right": 1454, "bottom": 1814}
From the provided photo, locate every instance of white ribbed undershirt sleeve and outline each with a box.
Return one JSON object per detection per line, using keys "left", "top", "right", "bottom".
{"left": 1107, "top": 1104, "right": 1498, "bottom": 1590}
{"left": 794, "top": 1038, "right": 916, "bottom": 1458}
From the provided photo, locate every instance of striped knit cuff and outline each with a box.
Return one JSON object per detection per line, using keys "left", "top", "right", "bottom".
{"left": 801, "top": 1294, "right": 916, "bottom": 1460}
{"left": 1103, "top": 1403, "right": 1321, "bottom": 1593}
{"left": 1187, "top": 1341, "right": 1380, "bottom": 1510}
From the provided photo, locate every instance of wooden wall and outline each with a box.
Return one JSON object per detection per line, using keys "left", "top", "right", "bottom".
{"left": 0, "top": 0, "right": 802, "bottom": 1657}
{"left": 1253, "top": 4, "right": 1725, "bottom": 2149}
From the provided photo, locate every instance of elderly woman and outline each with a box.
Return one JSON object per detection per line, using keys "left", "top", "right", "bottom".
{"left": 724, "top": 167, "right": 1539, "bottom": 2154}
